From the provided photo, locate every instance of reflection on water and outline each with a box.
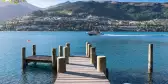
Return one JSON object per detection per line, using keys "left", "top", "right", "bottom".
{"left": 107, "top": 69, "right": 168, "bottom": 84}
{"left": 20, "top": 63, "right": 57, "bottom": 84}
{"left": 148, "top": 73, "right": 152, "bottom": 84}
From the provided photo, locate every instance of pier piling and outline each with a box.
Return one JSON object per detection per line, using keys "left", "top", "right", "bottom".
{"left": 148, "top": 44, "right": 153, "bottom": 74}
{"left": 22, "top": 47, "right": 26, "bottom": 69}
{"left": 66, "top": 43, "right": 70, "bottom": 57}
{"left": 86, "top": 42, "right": 89, "bottom": 56}
{"left": 87, "top": 43, "right": 90, "bottom": 57}
{"left": 88, "top": 44, "right": 92, "bottom": 58}
{"left": 63, "top": 46, "right": 69, "bottom": 64}
{"left": 32, "top": 45, "right": 36, "bottom": 56}
{"left": 52, "top": 48, "right": 57, "bottom": 69}
{"left": 57, "top": 57, "right": 66, "bottom": 73}
{"left": 59, "top": 46, "right": 63, "bottom": 57}
{"left": 32, "top": 45, "right": 36, "bottom": 65}
{"left": 90, "top": 47, "right": 96, "bottom": 64}
{"left": 97, "top": 56, "right": 106, "bottom": 73}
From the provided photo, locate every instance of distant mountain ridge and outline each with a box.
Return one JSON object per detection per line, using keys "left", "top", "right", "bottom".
{"left": 0, "top": 1, "right": 40, "bottom": 21}
{"left": 2, "top": 1, "right": 168, "bottom": 32}
{"left": 44, "top": 1, "right": 168, "bottom": 21}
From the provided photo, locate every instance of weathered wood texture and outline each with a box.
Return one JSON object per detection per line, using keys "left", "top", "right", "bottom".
{"left": 59, "top": 46, "right": 63, "bottom": 57}
{"left": 55, "top": 56, "right": 110, "bottom": 84}
{"left": 26, "top": 55, "right": 52, "bottom": 63}
{"left": 148, "top": 44, "right": 153, "bottom": 73}
{"left": 57, "top": 57, "right": 66, "bottom": 73}
{"left": 22, "top": 47, "right": 26, "bottom": 69}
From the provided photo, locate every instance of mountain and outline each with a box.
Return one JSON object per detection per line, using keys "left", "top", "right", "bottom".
{"left": 0, "top": 1, "right": 40, "bottom": 21}
{"left": 45, "top": 1, "right": 168, "bottom": 21}
{"left": 2, "top": 1, "right": 168, "bottom": 32}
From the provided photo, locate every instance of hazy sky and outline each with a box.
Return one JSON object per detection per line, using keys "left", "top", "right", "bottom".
{"left": 26, "top": 0, "right": 168, "bottom": 8}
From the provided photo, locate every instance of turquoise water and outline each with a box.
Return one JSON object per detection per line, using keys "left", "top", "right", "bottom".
{"left": 0, "top": 32, "right": 168, "bottom": 84}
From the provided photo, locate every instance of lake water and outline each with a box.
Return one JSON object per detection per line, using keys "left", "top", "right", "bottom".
{"left": 0, "top": 31, "right": 168, "bottom": 84}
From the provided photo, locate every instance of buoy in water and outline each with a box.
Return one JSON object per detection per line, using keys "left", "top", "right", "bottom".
{"left": 27, "top": 40, "right": 31, "bottom": 42}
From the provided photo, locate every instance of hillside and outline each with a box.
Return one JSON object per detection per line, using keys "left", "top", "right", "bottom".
{"left": 1, "top": 1, "right": 168, "bottom": 32}
{"left": 45, "top": 1, "right": 168, "bottom": 21}
{"left": 0, "top": 1, "right": 39, "bottom": 21}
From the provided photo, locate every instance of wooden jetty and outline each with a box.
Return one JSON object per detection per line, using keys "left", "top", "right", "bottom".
{"left": 55, "top": 56, "right": 109, "bottom": 84}
{"left": 21, "top": 45, "right": 57, "bottom": 69}
{"left": 21, "top": 43, "right": 110, "bottom": 84}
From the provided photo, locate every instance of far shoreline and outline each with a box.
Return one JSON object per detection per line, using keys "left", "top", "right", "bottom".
{"left": 0, "top": 31, "right": 167, "bottom": 33}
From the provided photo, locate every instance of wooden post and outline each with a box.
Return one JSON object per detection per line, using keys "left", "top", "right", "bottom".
{"left": 87, "top": 44, "right": 92, "bottom": 57}
{"left": 90, "top": 47, "right": 96, "bottom": 64}
{"left": 22, "top": 47, "right": 26, "bottom": 69}
{"left": 87, "top": 43, "right": 90, "bottom": 57}
{"left": 66, "top": 43, "right": 70, "bottom": 57}
{"left": 148, "top": 44, "right": 153, "bottom": 74}
{"left": 57, "top": 57, "right": 66, "bottom": 73}
{"left": 63, "top": 46, "right": 69, "bottom": 64}
{"left": 52, "top": 48, "right": 57, "bottom": 69}
{"left": 97, "top": 56, "right": 106, "bottom": 73}
{"left": 59, "top": 45, "right": 63, "bottom": 57}
{"left": 86, "top": 42, "right": 89, "bottom": 56}
{"left": 32, "top": 45, "right": 36, "bottom": 65}
{"left": 32, "top": 45, "right": 36, "bottom": 56}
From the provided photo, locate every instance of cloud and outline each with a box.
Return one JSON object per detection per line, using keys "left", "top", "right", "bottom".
{"left": 26, "top": 0, "right": 114, "bottom": 8}
{"left": 26, "top": 0, "right": 167, "bottom": 8}
{"left": 27, "top": 0, "right": 62, "bottom": 8}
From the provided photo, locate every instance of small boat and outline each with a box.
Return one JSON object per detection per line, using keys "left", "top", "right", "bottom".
{"left": 87, "top": 30, "right": 103, "bottom": 36}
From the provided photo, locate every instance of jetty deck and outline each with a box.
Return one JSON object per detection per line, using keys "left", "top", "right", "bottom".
{"left": 26, "top": 55, "right": 52, "bottom": 63}
{"left": 55, "top": 56, "right": 110, "bottom": 84}
{"left": 22, "top": 43, "right": 110, "bottom": 84}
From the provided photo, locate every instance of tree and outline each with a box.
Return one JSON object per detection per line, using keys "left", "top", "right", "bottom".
{"left": 2, "top": 0, "right": 25, "bottom": 4}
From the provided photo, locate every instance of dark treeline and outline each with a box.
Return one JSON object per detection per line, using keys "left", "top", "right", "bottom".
{"left": 45, "top": 1, "right": 168, "bottom": 21}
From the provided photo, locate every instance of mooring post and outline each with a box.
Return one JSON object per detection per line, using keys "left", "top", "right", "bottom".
{"left": 86, "top": 42, "right": 89, "bottom": 56}
{"left": 148, "top": 44, "right": 153, "bottom": 74}
{"left": 22, "top": 47, "right": 26, "bottom": 69}
{"left": 90, "top": 47, "right": 96, "bottom": 64}
{"left": 52, "top": 48, "right": 57, "bottom": 69}
{"left": 87, "top": 43, "right": 90, "bottom": 57}
{"left": 32, "top": 45, "right": 36, "bottom": 56}
{"left": 66, "top": 43, "right": 70, "bottom": 57}
{"left": 87, "top": 44, "right": 92, "bottom": 58}
{"left": 57, "top": 57, "right": 66, "bottom": 73}
{"left": 63, "top": 46, "right": 69, "bottom": 64}
{"left": 32, "top": 45, "right": 36, "bottom": 65}
{"left": 97, "top": 56, "right": 106, "bottom": 73}
{"left": 59, "top": 45, "right": 63, "bottom": 57}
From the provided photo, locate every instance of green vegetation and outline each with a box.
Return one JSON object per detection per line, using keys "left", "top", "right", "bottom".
{"left": 56, "top": 10, "right": 72, "bottom": 15}
{"left": 2, "top": 0, "right": 26, "bottom": 4}
{"left": 1, "top": 1, "right": 168, "bottom": 32}
{"left": 46, "top": 1, "right": 168, "bottom": 21}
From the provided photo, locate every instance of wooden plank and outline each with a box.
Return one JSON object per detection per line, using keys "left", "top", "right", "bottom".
{"left": 55, "top": 56, "right": 110, "bottom": 84}
{"left": 26, "top": 55, "right": 52, "bottom": 63}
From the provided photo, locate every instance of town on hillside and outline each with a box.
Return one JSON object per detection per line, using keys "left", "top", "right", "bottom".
{"left": 1, "top": 1, "right": 168, "bottom": 32}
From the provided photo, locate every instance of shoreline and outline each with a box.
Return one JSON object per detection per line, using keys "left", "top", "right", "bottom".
{"left": 0, "top": 31, "right": 166, "bottom": 33}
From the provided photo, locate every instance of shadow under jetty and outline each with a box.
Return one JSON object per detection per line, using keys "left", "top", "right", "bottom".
{"left": 21, "top": 63, "right": 56, "bottom": 84}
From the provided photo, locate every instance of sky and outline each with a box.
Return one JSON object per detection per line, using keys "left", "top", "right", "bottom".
{"left": 26, "top": 0, "right": 168, "bottom": 8}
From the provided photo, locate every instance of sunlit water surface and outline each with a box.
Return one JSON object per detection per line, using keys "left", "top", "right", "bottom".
{"left": 0, "top": 32, "right": 168, "bottom": 84}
